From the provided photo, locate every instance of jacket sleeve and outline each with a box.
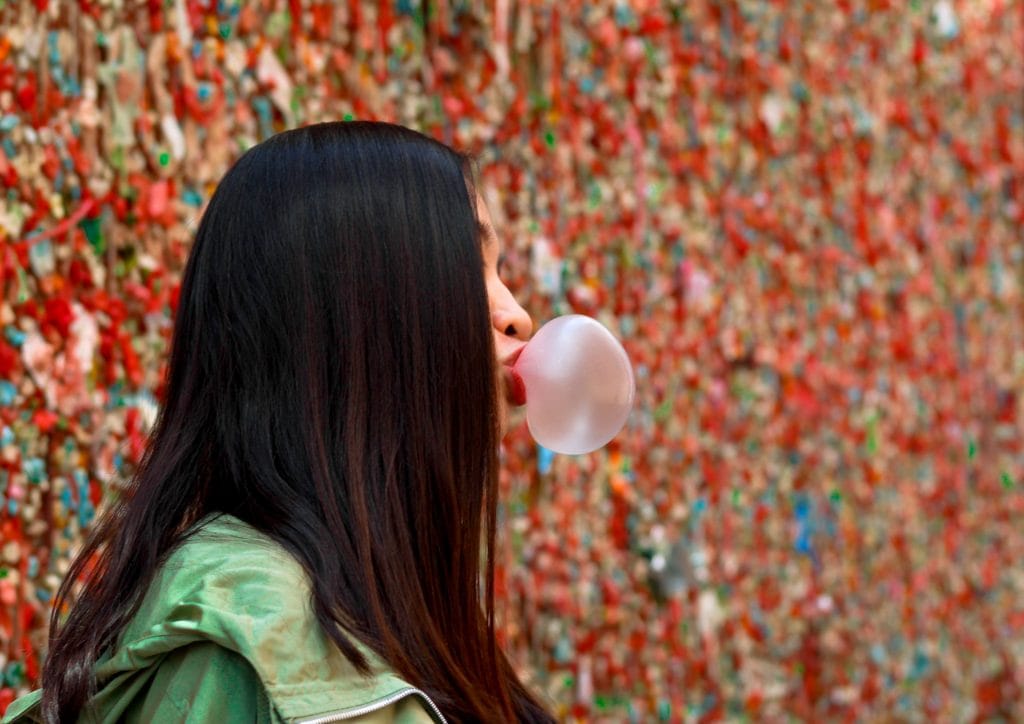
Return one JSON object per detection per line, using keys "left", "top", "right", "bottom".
{"left": 118, "top": 640, "right": 278, "bottom": 723}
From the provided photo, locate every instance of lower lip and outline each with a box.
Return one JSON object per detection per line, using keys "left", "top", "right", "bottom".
{"left": 505, "top": 367, "right": 527, "bottom": 407}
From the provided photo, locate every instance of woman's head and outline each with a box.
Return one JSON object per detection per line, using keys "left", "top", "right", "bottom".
{"left": 43, "top": 122, "right": 549, "bottom": 722}
{"left": 175, "top": 121, "right": 512, "bottom": 518}
{"left": 178, "top": 122, "right": 531, "bottom": 448}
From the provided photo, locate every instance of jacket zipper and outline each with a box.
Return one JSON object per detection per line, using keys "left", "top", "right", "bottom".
{"left": 293, "top": 687, "right": 447, "bottom": 724}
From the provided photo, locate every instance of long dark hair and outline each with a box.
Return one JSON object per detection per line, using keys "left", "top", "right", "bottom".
{"left": 42, "top": 121, "right": 552, "bottom": 723}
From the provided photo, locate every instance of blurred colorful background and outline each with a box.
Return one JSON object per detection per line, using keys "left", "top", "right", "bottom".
{"left": 1, "top": 0, "right": 1023, "bottom": 720}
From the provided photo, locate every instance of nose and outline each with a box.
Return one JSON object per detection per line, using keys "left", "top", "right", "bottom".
{"left": 492, "top": 290, "right": 533, "bottom": 343}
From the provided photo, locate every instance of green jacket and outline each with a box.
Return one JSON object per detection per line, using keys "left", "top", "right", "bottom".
{"left": 3, "top": 515, "right": 443, "bottom": 723}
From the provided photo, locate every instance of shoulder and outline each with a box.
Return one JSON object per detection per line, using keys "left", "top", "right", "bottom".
{"left": 111, "top": 514, "right": 330, "bottom": 676}
{"left": 104, "top": 515, "right": 435, "bottom": 722}
{"left": 111, "top": 514, "right": 316, "bottom": 662}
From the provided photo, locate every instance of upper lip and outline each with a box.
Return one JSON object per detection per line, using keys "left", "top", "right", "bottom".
{"left": 501, "top": 345, "right": 526, "bottom": 368}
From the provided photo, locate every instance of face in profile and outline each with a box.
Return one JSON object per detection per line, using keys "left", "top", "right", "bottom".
{"left": 476, "top": 195, "right": 533, "bottom": 433}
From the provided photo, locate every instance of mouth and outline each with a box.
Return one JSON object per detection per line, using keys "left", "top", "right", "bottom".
{"left": 500, "top": 345, "right": 528, "bottom": 407}
{"left": 502, "top": 366, "right": 527, "bottom": 407}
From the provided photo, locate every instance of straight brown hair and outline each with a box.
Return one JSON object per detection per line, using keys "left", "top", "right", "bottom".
{"left": 41, "top": 121, "right": 553, "bottom": 723}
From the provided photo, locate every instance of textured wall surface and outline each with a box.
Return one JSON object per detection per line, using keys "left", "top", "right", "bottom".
{"left": 1, "top": 1, "right": 1023, "bottom": 720}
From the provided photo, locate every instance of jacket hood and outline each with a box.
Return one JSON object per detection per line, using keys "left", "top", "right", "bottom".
{"left": 3, "top": 514, "right": 442, "bottom": 723}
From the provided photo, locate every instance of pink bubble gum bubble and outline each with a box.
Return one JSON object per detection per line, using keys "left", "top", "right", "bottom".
{"left": 514, "top": 315, "right": 635, "bottom": 455}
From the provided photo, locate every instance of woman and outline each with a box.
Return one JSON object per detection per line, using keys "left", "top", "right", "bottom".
{"left": 5, "top": 122, "right": 554, "bottom": 723}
